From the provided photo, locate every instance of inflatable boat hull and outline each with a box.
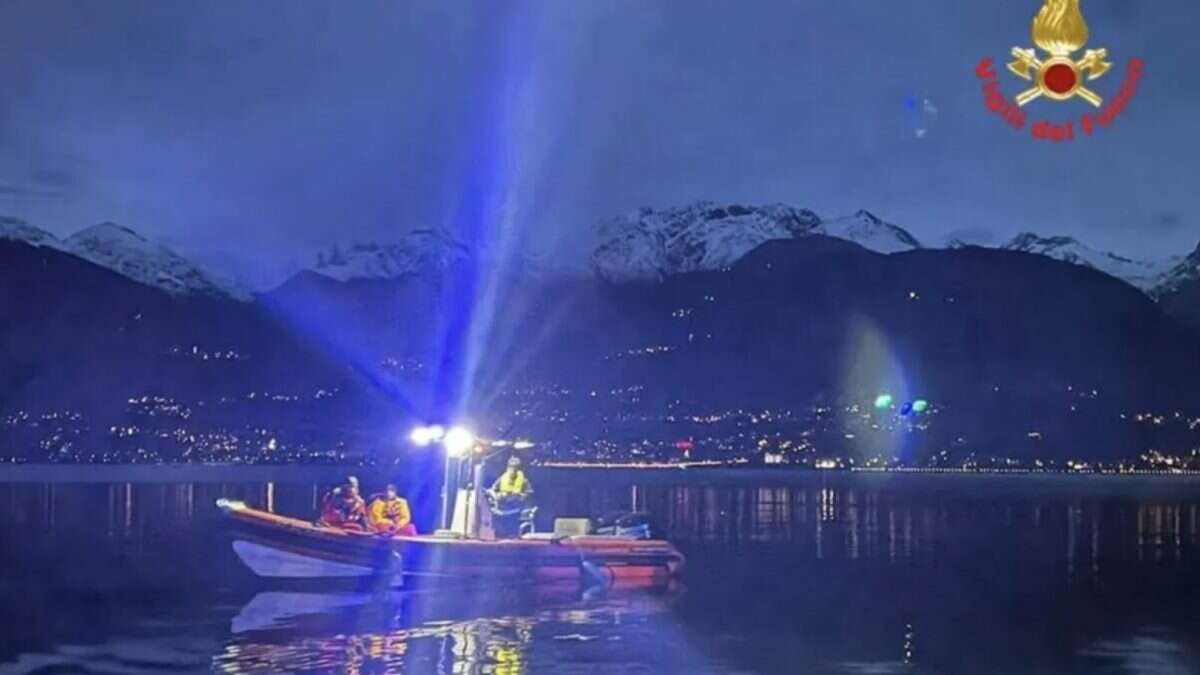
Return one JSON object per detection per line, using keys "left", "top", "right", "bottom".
{"left": 217, "top": 500, "right": 684, "bottom": 585}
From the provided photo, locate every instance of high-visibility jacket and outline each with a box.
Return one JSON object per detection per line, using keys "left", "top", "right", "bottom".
{"left": 368, "top": 496, "right": 412, "bottom": 531}
{"left": 320, "top": 490, "right": 366, "bottom": 528}
{"left": 493, "top": 469, "right": 531, "bottom": 496}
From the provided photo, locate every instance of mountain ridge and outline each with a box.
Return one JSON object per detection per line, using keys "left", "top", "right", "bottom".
{"left": 312, "top": 228, "right": 471, "bottom": 282}
{"left": 5, "top": 206, "right": 1196, "bottom": 320}
{"left": 2, "top": 232, "right": 1200, "bottom": 464}
{"left": 999, "top": 231, "right": 1178, "bottom": 292}
{"left": 589, "top": 201, "right": 920, "bottom": 282}
{"left": 0, "top": 217, "right": 251, "bottom": 301}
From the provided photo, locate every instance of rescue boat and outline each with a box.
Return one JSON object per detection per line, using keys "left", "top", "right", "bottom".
{"left": 217, "top": 499, "right": 684, "bottom": 586}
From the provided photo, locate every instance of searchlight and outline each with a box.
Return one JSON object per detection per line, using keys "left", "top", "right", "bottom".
{"left": 443, "top": 426, "right": 476, "bottom": 458}
{"left": 409, "top": 424, "right": 446, "bottom": 447}
{"left": 411, "top": 423, "right": 474, "bottom": 529}
{"left": 409, "top": 427, "right": 434, "bottom": 446}
{"left": 411, "top": 423, "right": 530, "bottom": 530}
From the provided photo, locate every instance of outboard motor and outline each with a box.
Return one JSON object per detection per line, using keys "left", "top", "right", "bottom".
{"left": 592, "top": 511, "right": 653, "bottom": 539}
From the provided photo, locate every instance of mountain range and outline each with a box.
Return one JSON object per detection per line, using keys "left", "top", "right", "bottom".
{"left": 3, "top": 204, "right": 1195, "bottom": 308}
{"left": 0, "top": 217, "right": 251, "bottom": 301}
{"left": 2, "top": 203, "right": 1199, "bottom": 465}
{"left": 591, "top": 202, "right": 1199, "bottom": 301}
{"left": 311, "top": 230, "right": 471, "bottom": 282}
{"left": 591, "top": 203, "right": 922, "bottom": 282}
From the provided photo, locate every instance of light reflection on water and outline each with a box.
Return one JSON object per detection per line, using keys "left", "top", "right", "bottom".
{"left": 7, "top": 479, "right": 1199, "bottom": 571}
{"left": 2, "top": 473, "right": 1200, "bottom": 674}
{"left": 217, "top": 593, "right": 680, "bottom": 675}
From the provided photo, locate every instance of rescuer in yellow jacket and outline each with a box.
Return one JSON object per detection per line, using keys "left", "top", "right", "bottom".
{"left": 368, "top": 483, "right": 417, "bottom": 536}
{"left": 490, "top": 456, "right": 533, "bottom": 502}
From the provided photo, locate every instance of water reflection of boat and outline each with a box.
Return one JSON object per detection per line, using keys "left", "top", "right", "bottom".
{"left": 223, "top": 581, "right": 682, "bottom": 673}
{"left": 231, "top": 579, "right": 681, "bottom": 636}
{"left": 217, "top": 500, "right": 684, "bottom": 586}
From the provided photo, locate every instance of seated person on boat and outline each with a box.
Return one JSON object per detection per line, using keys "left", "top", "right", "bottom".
{"left": 319, "top": 476, "right": 367, "bottom": 530}
{"left": 367, "top": 483, "right": 417, "bottom": 536}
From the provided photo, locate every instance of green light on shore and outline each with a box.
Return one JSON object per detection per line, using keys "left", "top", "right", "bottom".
{"left": 874, "top": 394, "right": 894, "bottom": 409}
{"left": 912, "top": 399, "right": 929, "bottom": 413}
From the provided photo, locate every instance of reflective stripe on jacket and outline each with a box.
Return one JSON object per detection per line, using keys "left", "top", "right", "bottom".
{"left": 494, "top": 470, "right": 530, "bottom": 495}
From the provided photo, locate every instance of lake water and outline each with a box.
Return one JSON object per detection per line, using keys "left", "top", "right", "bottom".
{"left": 2, "top": 469, "right": 1200, "bottom": 674}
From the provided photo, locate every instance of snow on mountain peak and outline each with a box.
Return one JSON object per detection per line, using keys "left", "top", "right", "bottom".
{"left": 592, "top": 202, "right": 822, "bottom": 282}
{"left": 591, "top": 201, "right": 922, "bottom": 282}
{"left": 1007, "top": 232, "right": 1080, "bottom": 250}
{"left": 64, "top": 222, "right": 252, "bottom": 301}
{"left": 817, "top": 210, "right": 924, "bottom": 253}
{"left": 312, "top": 228, "right": 470, "bottom": 282}
{"left": 1002, "top": 231, "right": 1176, "bottom": 291}
{"left": 0, "top": 217, "right": 64, "bottom": 250}
{"left": 1152, "top": 242, "right": 1200, "bottom": 298}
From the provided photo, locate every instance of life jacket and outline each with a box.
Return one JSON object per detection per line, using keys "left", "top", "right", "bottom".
{"left": 495, "top": 469, "right": 530, "bottom": 495}
{"left": 368, "top": 495, "right": 411, "bottom": 529}
{"left": 321, "top": 488, "right": 366, "bottom": 526}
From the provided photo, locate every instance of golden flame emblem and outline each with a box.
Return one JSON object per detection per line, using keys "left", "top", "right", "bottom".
{"left": 1007, "top": 0, "right": 1112, "bottom": 107}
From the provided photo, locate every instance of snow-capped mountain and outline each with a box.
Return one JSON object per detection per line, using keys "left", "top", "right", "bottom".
{"left": 64, "top": 223, "right": 252, "bottom": 301}
{"left": 311, "top": 229, "right": 471, "bottom": 282}
{"left": 1001, "top": 233, "right": 1178, "bottom": 292}
{"left": 0, "top": 217, "right": 64, "bottom": 250}
{"left": 2, "top": 216, "right": 252, "bottom": 300}
{"left": 1152, "top": 243, "right": 1200, "bottom": 298}
{"left": 592, "top": 202, "right": 823, "bottom": 282}
{"left": 591, "top": 202, "right": 921, "bottom": 281}
{"left": 819, "top": 210, "right": 923, "bottom": 254}
{"left": 588, "top": 202, "right": 1200, "bottom": 301}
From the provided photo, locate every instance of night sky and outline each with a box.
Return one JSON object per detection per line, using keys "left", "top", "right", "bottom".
{"left": 1, "top": 0, "right": 1197, "bottom": 288}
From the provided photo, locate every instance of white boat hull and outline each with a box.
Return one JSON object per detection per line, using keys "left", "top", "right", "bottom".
{"left": 232, "top": 540, "right": 396, "bottom": 581}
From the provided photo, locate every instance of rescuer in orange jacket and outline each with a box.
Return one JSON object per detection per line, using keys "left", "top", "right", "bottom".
{"left": 319, "top": 476, "right": 367, "bottom": 530}
{"left": 368, "top": 483, "right": 417, "bottom": 536}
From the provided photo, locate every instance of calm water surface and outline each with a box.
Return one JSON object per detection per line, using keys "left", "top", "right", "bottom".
{"left": 2, "top": 470, "right": 1200, "bottom": 674}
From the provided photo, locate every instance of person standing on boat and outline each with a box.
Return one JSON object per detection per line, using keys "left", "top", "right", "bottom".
{"left": 491, "top": 456, "right": 533, "bottom": 504}
{"left": 319, "top": 476, "right": 367, "bottom": 530}
{"left": 489, "top": 456, "right": 534, "bottom": 538}
{"left": 367, "top": 483, "right": 417, "bottom": 536}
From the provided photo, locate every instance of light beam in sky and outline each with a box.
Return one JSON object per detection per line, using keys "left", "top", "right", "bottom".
{"left": 841, "top": 315, "right": 914, "bottom": 463}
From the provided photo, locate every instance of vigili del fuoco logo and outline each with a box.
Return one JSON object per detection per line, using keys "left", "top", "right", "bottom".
{"left": 976, "top": 0, "right": 1143, "bottom": 142}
